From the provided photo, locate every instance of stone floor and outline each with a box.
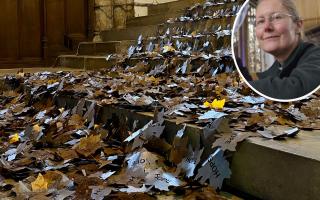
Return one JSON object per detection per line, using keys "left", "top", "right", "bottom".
{"left": 0, "top": 67, "right": 84, "bottom": 76}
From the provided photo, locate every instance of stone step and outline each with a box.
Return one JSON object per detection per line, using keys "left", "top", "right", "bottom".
{"left": 100, "top": 25, "right": 158, "bottom": 42}
{"left": 55, "top": 95, "right": 320, "bottom": 200}
{"left": 158, "top": 16, "right": 235, "bottom": 35}
{"left": 56, "top": 55, "right": 117, "bottom": 70}
{"left": 148, "top": 0, "right": 206, "bottom": 15}
{"left": 127, "top": 11, "right": 184, "bottom": 27}
{"left": 76, "top": 41, "right": 136, "bottom": 56}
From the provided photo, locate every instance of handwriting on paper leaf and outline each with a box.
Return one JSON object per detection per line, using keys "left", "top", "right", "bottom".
{"left": 211, "top": 132, "right": 253, "bottom": 151}
{"left": 145, "top": 168, "right": 181, "bottom": 191}
{"left": 195, "top": 148, "right": 231, "bottom": 190}
{"left": 176, "top": 145, "right": 204, "bottom": 178}
{"left": 125, "top": 148, "right": 161, "bottom": 173}
{"left": 90, "top": 186, "right": 113, "bottom": 200}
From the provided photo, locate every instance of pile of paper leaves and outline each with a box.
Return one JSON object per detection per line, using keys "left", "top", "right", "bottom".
{"left": 1, "top": 67, "right": 319, "bottom": 199}
{"left": 1, "top": 0, "right": 320, "bottom": 199}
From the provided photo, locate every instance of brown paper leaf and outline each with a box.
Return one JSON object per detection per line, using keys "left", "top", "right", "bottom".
{"left": 75, "top": 134, "right": 101, "bottom": 157}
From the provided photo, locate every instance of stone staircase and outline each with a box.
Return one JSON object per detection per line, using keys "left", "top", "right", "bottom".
{"left": 57, "top": 0, "right": 211, "bottom": 69}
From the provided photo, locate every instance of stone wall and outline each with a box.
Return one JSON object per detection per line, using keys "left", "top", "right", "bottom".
{"left": 94, "top": 0, "right": 134, "bottom": 41}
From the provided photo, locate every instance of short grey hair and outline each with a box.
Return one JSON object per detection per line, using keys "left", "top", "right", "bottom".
{"left": 257, "top": 0, "right": 301, "bottom": 21}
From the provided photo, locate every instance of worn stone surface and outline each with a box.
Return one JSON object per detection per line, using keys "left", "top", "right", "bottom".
{"left": 94, "top": 0, "right": 134, "bottom": 40}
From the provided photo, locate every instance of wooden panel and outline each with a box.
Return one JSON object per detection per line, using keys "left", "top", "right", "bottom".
{"left": 0, "top": 0, "right": 91, "bottom": 67}
{"left": 0, "top": 0, "right": 18, "bottom": 59}
{"left": 19, "top": 0, "right": 41, "bottom": 58}
{"left": 46, "top": 0, "right": 65, "bottom": 51}
{"left": 65, "top": 0, "right": 87, "bottom": 35}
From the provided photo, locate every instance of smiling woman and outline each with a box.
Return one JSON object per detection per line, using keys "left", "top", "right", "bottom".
{"left": 238, "top": 0, "right": 320, "bottom": 101}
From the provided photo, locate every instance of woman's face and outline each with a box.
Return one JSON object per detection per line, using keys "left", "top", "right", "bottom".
{"left": 255, "top": 0, "right": 302, "bottom": 61}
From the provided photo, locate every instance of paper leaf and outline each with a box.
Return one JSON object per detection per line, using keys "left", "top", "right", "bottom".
{"left": 100, "top": 171, "right": 116, "bottom": 180}
{"left": 9, "top": 133, "right": 20, "bottom": 144}
{"left": 203, "top": 101, "right": 211, "bottom": 108}
{"left": 125, "top": 148, "right": 161, "bottom": 173}
{"left": 31, "top": 173, "right": 48, "bottom": 192}
{"left": 176, "top": 146, "right": 204, "bottom": 178}
{"left": 203, "top": 99, "right": 226, "bottom": 109}
{"left": 284, "top": 127, "right": 300, "bottom": 137}
{"left": 124, "top": 121, "right": 153, "bottom": 142}
{"left": 90, "top": 186, "right": 112, "bottom": 200}
{"left": 145, "top": 168, "right": 181, "bottom": 191}
{"left": 143, "top": 123, "right": 165, "bottom": 139}
{"left": 195, "top": 148, "right": 231, "bottom": 190}
{"left": 119, "top": 184, "right": 151, "bottom": 193}
{"left": 163, "top": 45, "right": 176, "bottom": 53}
{"left": 5, "top": 148, "right": 17, "bottom": 161}
{"left": 169, "top": 128, "right": 189, "bottom": 165}
{"left": 211, "top": 132, "right": 252, "bottom": 151}
{"left": 198, "top": 110, "right": 228, "bottom": 120}
{"left": 75, "top": 134, "right": 101, "bottom": 157}
{"left": 53, "top": 189, "right": 75, "bottom": 200}
{"left": 211, "top": 99, "right": 226, "bottom": 109}
{"left": 257, "top": 129, "right": 277, "bottom": 139}
{"left": 239, "top": 96, "right": 265, "bottom": 104}
{"left": 257, "top": 127, "right": 300, "bottom": 139}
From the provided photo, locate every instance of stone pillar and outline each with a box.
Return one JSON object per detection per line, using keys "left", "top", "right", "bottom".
{"left": 93, "top": 0, "right": 134, "bottom": 42}
{"left": 94, "top": 0, "right": 113, "bottom": 41}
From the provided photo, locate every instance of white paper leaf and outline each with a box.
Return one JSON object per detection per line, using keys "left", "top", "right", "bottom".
{"left": 195, "top": 148, "right": 231, "bottom": 190}
{"left": 176, "top": 124, "right": 186, "bottom": 138}
{"left": 124, "top": 121, "right": 153, "bottom": 142}
{"left": 125, "top": 148, "right": 160, "bottom": 173}
{"left": 284, "top": 127, "right": 300, "bottom": 137}
{"left": 100, "top": 171, "right": 116, "bottom": 180}
{"left": 239, "top": 96, "right": 265, "bottom": 104}
{"left": 145, "top": 168, "right": 181, "bottom": 191}
{"left": 176, "top": 146, "right": 204, "bottom": 178}
{"left": 211, "top": 132, "right": 252, "bottom": 151}
{"left": 198, "top": 110, "right": 228, "bottom": 120}
{"left": 90, "top": 186, "right": 113, "bottom": 200}
{"left": 119, "top": 184, "right": 151, "bottom": 193}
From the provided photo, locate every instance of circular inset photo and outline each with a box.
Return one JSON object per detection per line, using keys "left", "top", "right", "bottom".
{"left": 232, "top": 0, "right": 320, "bottom": 102}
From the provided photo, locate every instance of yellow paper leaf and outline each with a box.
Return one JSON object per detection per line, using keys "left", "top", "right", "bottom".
{"left": 203, "top": 101, "right": 211, "bottom": 108}
{"left": 31, "top": 173, "right": 48, "bottom": 192}
{"left": 9, "top": 133, "right": 19, "bottom": 144}
{"left": 33, "top": 124, "right": 41, "bottom": 133}
{"left": 211, "top": 99, "right": 226, "bottom": 109}
{"left": 163, "top": 45, "right": 176, "bottom": 53}
{"left": 58, "top": 108, "right": 65, "bottom": 113}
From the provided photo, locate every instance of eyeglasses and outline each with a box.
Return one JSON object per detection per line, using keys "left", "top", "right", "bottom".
{"left": 255, "top": 12, "right": 295, "bottom": 28}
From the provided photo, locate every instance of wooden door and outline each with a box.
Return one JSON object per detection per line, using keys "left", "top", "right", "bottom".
{"left": 0, "top": 0, "right": 41, "bottom": 65}
{"left": 0, "top": 0, "right": 92, "bottom": 68}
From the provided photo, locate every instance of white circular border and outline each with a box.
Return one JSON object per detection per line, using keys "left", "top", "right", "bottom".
{"left": 231, "top": 0, "right": 320, "bottom": 102}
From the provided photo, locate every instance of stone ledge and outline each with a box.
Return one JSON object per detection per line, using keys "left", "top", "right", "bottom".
{"left": 57, "top": 55, "right": 117, "bottom": 70}
{"left": 55, "top": 95, "right": 320, "bottom": 200}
